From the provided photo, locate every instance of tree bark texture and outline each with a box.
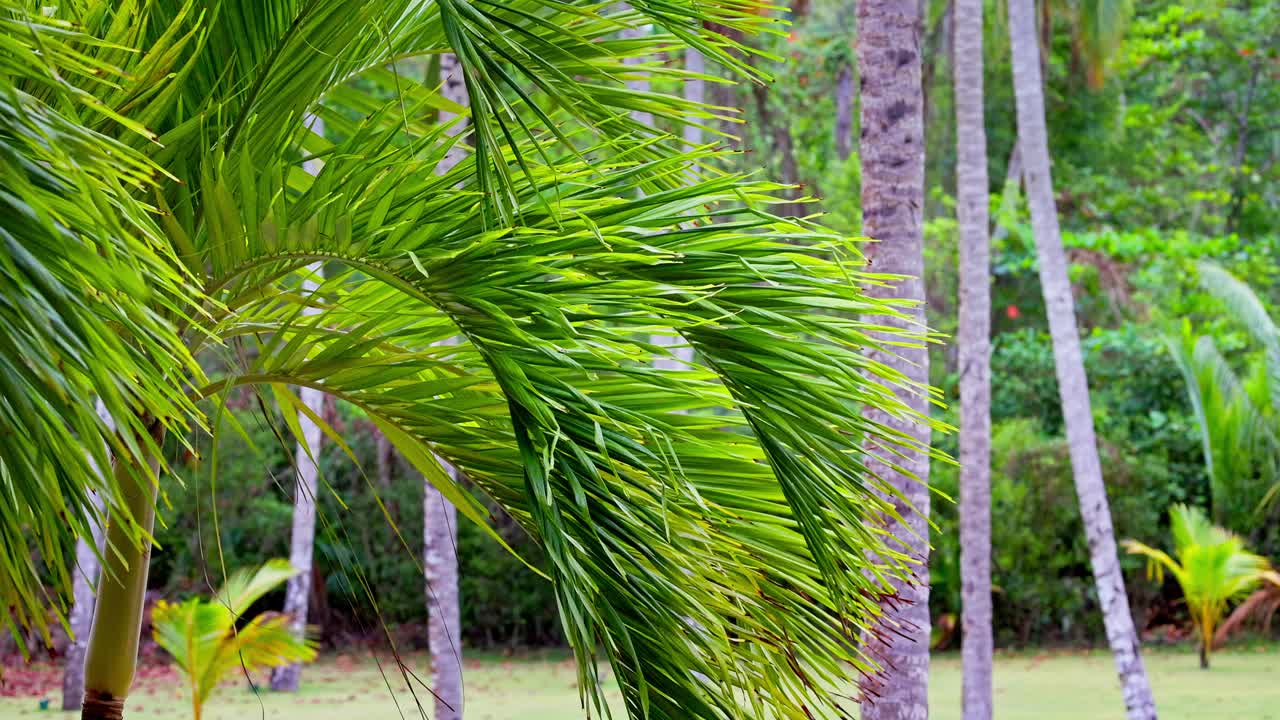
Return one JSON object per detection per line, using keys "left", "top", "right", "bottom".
{"left": 1008, "top": 1, "right": 1159, "bottom": 717}
{"left": 856, "top": 2, "right": 932, "bottom": 718}
{"left": 953, "top": 0, "right": 992, "bottom": 717}
{"left": 425, "top": 467, "right": 462, "bottom": 720}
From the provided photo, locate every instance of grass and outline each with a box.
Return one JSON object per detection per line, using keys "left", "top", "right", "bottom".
{"left": 3, "top": 646, "right": 1278, "bottom": 719}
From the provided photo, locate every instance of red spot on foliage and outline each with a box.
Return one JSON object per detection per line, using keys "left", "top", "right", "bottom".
{"left": 1005, "top": 304, "right": 1021, "bottom": 319}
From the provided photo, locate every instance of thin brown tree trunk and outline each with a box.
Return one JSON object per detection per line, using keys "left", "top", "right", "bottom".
{"left": 1008, "top": 1, "right": 1159, "bottom": 717}
{"left": 376, "top": 432, "right": 394, "bottom": 489}
{"left": 422, "top": 52, "right": 468, "bottom": 720}
{"left": 856, "top": 1, "right": 931, "bottom": 718}
{"left": 954, "top": 0, "right": 992, "bottom": 717}
{"left": 63, "top": 402, "right": 113, "bottom": 712}
{"left": 271, "top": 118, "right": 327, "bottom": 693}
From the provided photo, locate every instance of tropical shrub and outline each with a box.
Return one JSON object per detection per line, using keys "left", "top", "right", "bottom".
{"left": 152, "top": 407, "right": 561, "bottom": 648}
{"left": 152, "top": 560, "right": 317, "bottom": 720}
{"left": 1123, "top": 504, "right": 1272, "bottom": 668}
{"left": 1166, "top": 263, "right": 1280, "bottom": 543}
{"left": 931, "top": 418, "right": 1167, "bottom": 646}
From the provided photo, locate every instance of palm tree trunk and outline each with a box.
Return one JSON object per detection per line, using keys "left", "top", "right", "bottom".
{"left": 270, "top": 279, "right": 324, "bottom": 692}
{"left": 271, "top": 118, "right": 328, "bottom": 693}
{"left": 1008, "top": 1, "right": 1158, "bottom": 717}
{"left": 855, "top": 1, "right": 931, "bottom": 718}
{"left": 647, "top": 46, "right": 704, "bottom": 369}
{"left": 63, "top": 512, "right": 105, "bottom": 711}
{"left": 954, "top": 0, "right": 992, "bottom": 717}
{"left": 64, "top": 403, "right": 114, "bottom": 712}
{"left": 683, "top": 47, "right": 705, "bottom": 152}
{"left": 425, "top": 470, "right": 462, "bottom": 720}
{"left": 621, "top": 13, "right": 653, "bottom": 130}
{"left": 422, "top": 52, "right": 468, "bottom": 720}
{"left": 376, "top": 432, "right": 394, "bottom": 489}
{"left": 81, "top": 433, "right": 162, "bottom": 720}
{"left": 835, "top": 64, "right": 855, "bottom": 160}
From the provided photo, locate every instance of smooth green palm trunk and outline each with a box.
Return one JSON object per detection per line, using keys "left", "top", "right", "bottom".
{"left": 81, "top": 436, "right": 162, "bottom": 720}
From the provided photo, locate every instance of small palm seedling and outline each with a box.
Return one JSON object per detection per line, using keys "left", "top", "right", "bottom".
{"left": 151, "top": 560, "right": 316, "bottom": 720}
{"left": 1124, "top": 504, "right": 1271, "bottom": 668}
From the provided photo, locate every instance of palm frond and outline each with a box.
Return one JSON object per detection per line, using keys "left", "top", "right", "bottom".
{"left": 0, "top": 2, "right": 204, "bottom": 646}
{"left": 214, "top": 558, "right": 300, "bottom": 618}
{"left": 1071, "top": 0, "right": 1134, "bottom": 88}
{"left": 1164, "top": 323, "right": 1279, "bottom": 528}
{"left": 1197, "top": 262, "right": 1280, "bottom": 362}
{"left": 3, "top": 2, "right": 943, "bottom": 717}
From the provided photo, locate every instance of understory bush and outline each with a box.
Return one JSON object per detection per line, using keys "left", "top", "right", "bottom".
{"left": 151, "top": 403, "right": 560, "bottom": 649}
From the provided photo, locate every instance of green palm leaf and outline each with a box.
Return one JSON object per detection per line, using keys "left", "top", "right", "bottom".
{"left": 152, "top": 561, "right": 317, "bottom": 717}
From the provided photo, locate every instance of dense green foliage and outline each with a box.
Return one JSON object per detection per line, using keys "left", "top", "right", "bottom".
{"left": 130, "top": 0, "right": 1280, "bottom": 654}
{"left": 1, "top": 1, "right": 950, "bottom": 717}
{"left": 152, "top": 407, "right": 561, "bottom": 649}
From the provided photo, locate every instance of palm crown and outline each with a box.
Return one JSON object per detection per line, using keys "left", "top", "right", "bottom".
{"left": 2, "top": 1, "right": 937, "bottom": 717}
{"left": 1124, "top": 504, "right": 1271, "bottom": 668}
{"left": 151, "top": 560, "right": 317, "bottom": 720}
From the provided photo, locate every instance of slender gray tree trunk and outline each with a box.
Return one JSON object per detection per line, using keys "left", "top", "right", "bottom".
{"left": 835, "top": 64, "right": 855, "bottom": 160}
{"left": 954, "top": 0, "right": 992, "bottom": 717}
{"left": 1008, "top": 1, "right": 1158, "bottom": 717}
{"left": 856, "top": 2, "right": 931, "bottom": 718}
{"left": 422, "top": 52, "right": 468, "bottom": 720}
{"left": 621, "top": 13, "right": 653, "bottom": 129}
{"left": 271, "top": 119, "right": 327, "bottom": 693}
{"left": 647, "top": 46, "right": 703, "bottom": 368}
{"left": 62, "top": 402, "right": 113, "bottom": 711}
{"left": 683, "top": 47, "right": 705, "bottom": 151}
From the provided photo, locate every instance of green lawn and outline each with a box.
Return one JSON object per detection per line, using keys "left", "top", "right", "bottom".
{"left": 3, "top": 647, "right": 1277, "bottom": 719}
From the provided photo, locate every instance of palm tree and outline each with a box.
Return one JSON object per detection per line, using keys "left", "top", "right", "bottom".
{"left": 270, "top": 119, "right": 327, "bottom": 694}
{"left": 1007, "top": 0, "right": 1159, "bottom": 716}
{"left": 423, "top": 52, "right": 468, "bottom": 720}
{"left": 1166, "top": 262, "right": 1280, "bottom": 531}
{"left": 152, "top": 560, "right": 317, "bottom": 720}
{"left": 1124, "top": 504, "right": 1271, "bottom": 669}
{"left": 1, "top": 3, "right": 936, "bottom": 720}
{"left": 62, "top": 404, "right": 114, "bottom": 712}
{"left": 855, "top": 0, "right": 933, "bottom": 718}
{"left": 954, "top": 0, "right": 993, "bottom": 717}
